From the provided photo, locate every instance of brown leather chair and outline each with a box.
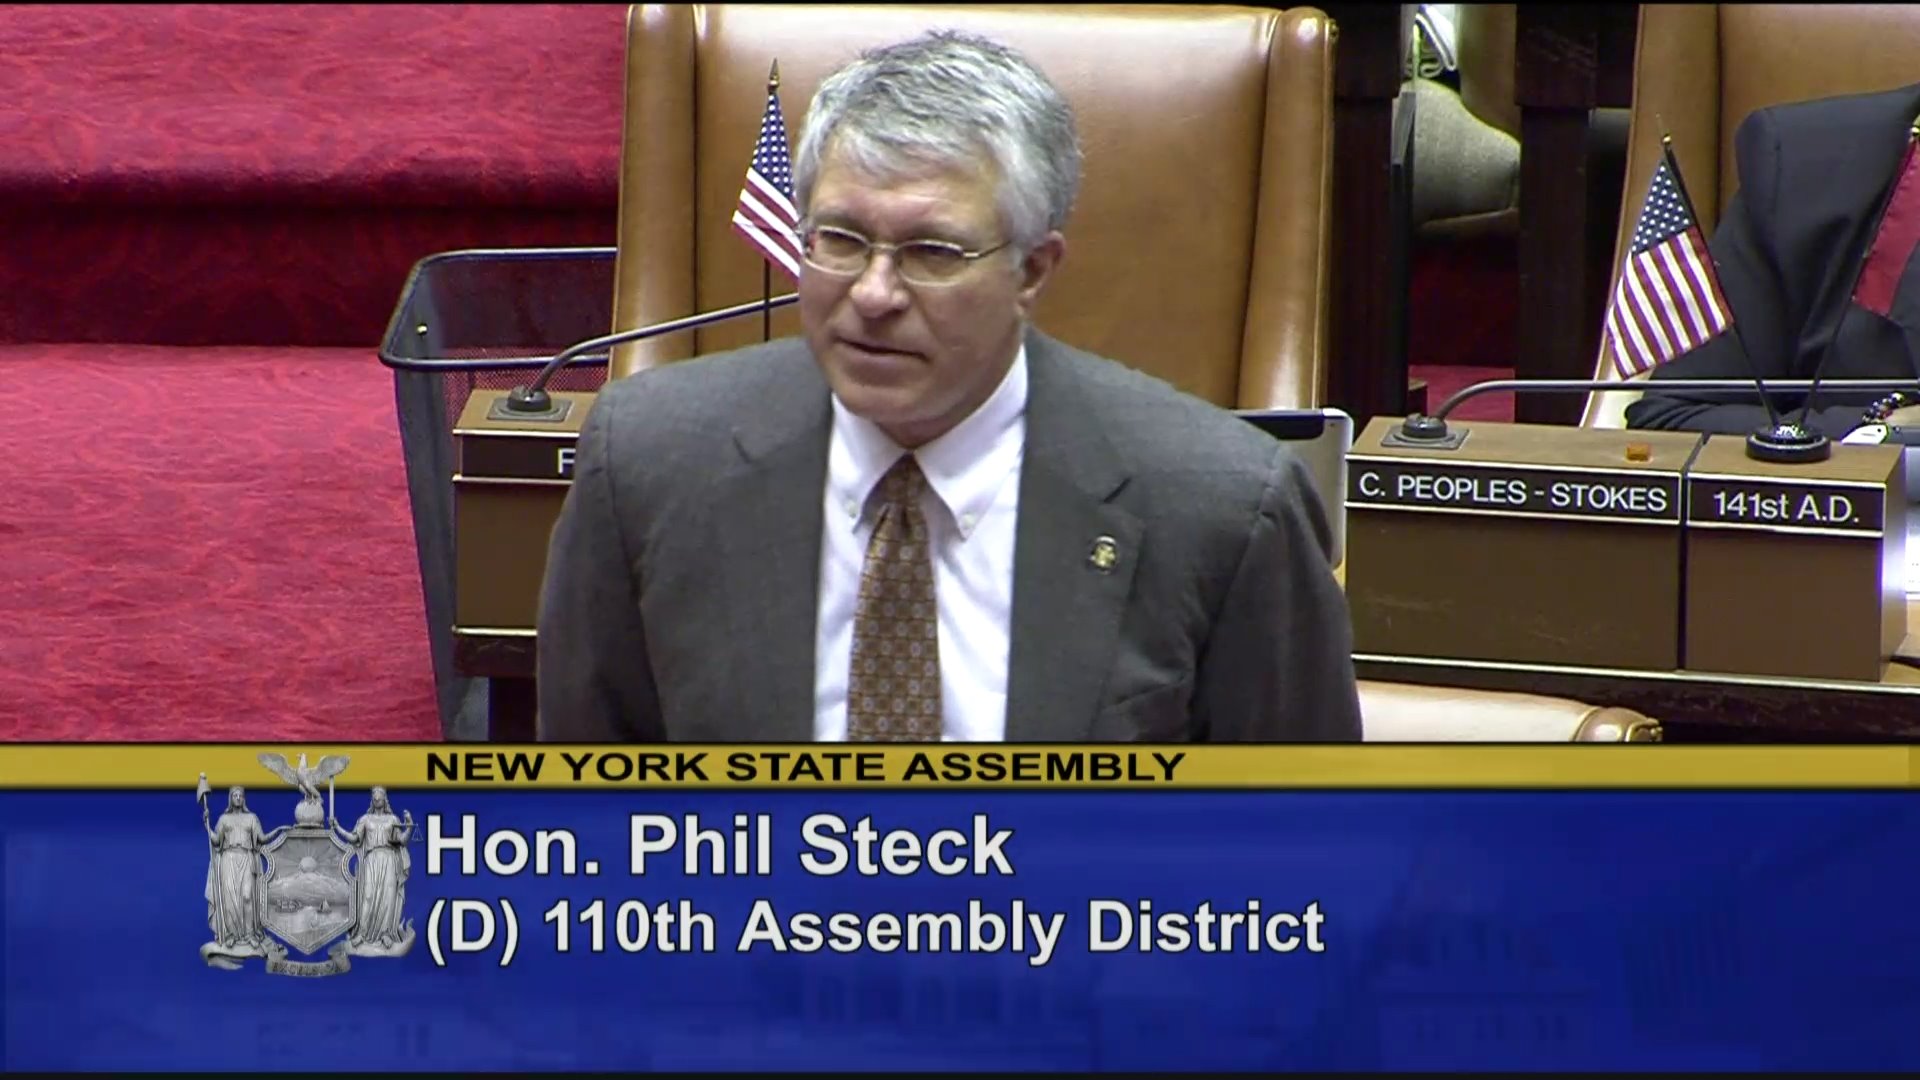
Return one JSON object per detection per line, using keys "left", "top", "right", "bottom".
{"left": 609, "top": 3, "right": 1334, "bottom": 409}
{"left": 1584, "top": 2, "right": 1920, "bottom": 427}
{"left": 597, "top": 2, "right": 1660, "bottom": 742}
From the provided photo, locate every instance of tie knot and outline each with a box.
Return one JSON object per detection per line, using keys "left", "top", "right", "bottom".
{"left": 876, "top": 454, "right": 927, "bottom": 509}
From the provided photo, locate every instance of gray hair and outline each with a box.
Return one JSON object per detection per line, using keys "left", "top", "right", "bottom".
{"left": 793, "top": 30, "right": 1082, "bottom": 251}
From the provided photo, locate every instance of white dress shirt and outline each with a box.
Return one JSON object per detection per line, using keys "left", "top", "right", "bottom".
{"left": 813, "top": 346, "right": 1028, "bottom": 741}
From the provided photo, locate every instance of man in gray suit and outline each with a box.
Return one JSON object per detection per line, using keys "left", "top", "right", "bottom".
{"left": 537, "top": 30, "right": 1361, "bottom": 743}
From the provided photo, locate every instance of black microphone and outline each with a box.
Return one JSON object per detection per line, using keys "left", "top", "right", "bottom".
{"left": 502, "top": 292, "right": 800, "bottom": 416}
{"left": 1392, "top": 377, "right": 1920, "bottom": 451}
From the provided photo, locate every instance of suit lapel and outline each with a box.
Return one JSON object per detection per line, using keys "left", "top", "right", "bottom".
{"left": 709, "top": 346, "right": 830, "bottom": 741}
{"left": 1004, "top": 334, "right": 1142, "bottom": 742}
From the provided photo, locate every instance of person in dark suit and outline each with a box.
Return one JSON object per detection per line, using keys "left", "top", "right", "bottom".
{"left": 534, "top": 30, "right": 1361, "bottom": 743}
{"left": 1626, "top": 81, "right": 1920, "bottom": 435}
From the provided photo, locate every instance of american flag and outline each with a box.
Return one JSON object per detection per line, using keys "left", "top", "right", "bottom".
{"left": 731, "top": 81, "right": 802, "bottom": 279}
{"left": 1602, "top": 155, "right": 1733, "bottom": 378}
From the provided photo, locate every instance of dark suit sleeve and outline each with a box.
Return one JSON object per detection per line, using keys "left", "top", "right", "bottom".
{"left": 1191, "top": 448, "right": 1363, "bottom": 743}
{"left": 535, "top": 387, "right": 664, "bottom": 741}
{"left": 1625, "top": 109, "right": 1868, "bottom": 438}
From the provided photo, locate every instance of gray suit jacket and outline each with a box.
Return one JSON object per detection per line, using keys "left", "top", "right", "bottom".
{"left": 535, "top": 331, "right": 1362, "bottom": 742}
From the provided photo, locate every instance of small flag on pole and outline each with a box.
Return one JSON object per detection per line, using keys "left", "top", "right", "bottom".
{"left": 731, "top": 63, "right": 802, "bottom": 279}
{"left": 1852, "top": 120, "right": 1920, "bottom": 319}
{"left": 1601, "top": 148, "right": 1733, "bottom": 379}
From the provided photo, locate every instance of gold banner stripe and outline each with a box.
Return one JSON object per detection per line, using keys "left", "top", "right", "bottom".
{"left": 0, "top": 745, "right": 1912, "bottom": 789}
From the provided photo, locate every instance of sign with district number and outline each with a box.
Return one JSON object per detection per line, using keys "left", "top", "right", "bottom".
{"left": 1687, "top": 476, "right": 1886, "bottom": 536}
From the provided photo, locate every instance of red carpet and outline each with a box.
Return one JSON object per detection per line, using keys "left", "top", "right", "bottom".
{"left": 0, "top": 4, "right": 628, "bottom": 346}
{"left": 0, "top": 345, "right": 439, "bottom": 741}
{"left": 0, "top": 4, "right": 630, "bottom": 740}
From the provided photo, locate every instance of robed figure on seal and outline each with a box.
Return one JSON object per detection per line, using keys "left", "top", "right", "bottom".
{"left": 333, "top": 786, "right": 415, "bottom": 954}
{"left": 200, "top": 782, "right": 288, "bottom": 966}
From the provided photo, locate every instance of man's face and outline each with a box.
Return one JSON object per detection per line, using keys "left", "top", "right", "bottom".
{"left": 799, "top": 152, "right": 1065, "bottom": 448}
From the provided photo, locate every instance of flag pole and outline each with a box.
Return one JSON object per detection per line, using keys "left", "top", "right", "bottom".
{"left": 1658, "top": 132, "right": 1782, "bottom": 428}
{"left": 763, "top": 59, "right": 779, "bottom": 344}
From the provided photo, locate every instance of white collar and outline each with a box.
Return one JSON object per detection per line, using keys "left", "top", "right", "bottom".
{"left": 828, "top": 344, "right": 1028, "bottom": 540}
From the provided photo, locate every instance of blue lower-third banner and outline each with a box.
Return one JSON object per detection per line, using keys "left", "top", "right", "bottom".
{"left": 6, "top": 757, "right": 1920, "bottom": 1069}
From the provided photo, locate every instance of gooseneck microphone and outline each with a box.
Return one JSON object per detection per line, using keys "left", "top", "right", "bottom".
{"left": 1392, "top": 377, "right": 1920, "bottom": 455}
{"left": 503, "top": 292, "right": 800, "bottom": 415}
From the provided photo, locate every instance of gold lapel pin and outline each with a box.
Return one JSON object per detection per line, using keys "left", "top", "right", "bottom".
{"left": 1088, "top": 535, "right": 1119, "bottom": 573}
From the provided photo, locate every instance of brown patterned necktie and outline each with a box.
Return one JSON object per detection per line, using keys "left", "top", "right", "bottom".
{"left": 845, "top": 454, "right": 943, "bottom": 742}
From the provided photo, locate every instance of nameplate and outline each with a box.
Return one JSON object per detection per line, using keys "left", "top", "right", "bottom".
{"left": 1686, "top": 475, "right": 1885, "bottom": 536}
{"left": 1346, "top": 461, "right": 1681, "bottom": 523}
{"left": 458, "top": 433, "right": 580, "bottom": 482}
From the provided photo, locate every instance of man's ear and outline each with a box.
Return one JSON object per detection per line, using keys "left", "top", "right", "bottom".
{"left": 1015, "top": 231, "right": 1067, "bottom": 317}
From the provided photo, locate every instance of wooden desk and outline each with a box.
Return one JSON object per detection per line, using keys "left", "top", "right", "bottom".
{"left": 1356, "top": 597, "right": 1920, "bottom": 741}
{"left": 456, "top": 634, "right": 538, "bottom": 742}
{"left": 471, "top": 591, "right": 1920, "bottom": 743}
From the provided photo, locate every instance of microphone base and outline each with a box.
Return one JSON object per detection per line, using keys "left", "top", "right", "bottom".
{"left": 1746, "top": 423, "right": 1832, "bottom": 464}
{"left": 490, "top": 388, "right": 573, "bottom": 424}
{"left": 1383, "top": 414, "right": 1469, "bottom": 450}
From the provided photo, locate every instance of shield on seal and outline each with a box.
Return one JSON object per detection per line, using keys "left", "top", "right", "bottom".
{"left": 260, "top": 825, "right": 356, "bottom": 956}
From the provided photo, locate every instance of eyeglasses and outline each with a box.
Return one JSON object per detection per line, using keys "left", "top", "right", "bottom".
{"left": 800, "top": 224, "right": 1012, "bottom": 287}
